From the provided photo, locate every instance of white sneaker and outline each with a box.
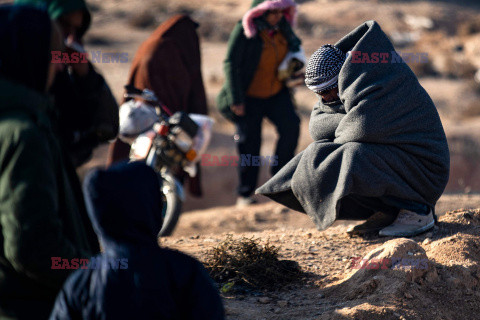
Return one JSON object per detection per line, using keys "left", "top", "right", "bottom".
{"left": 379, "top": 209, "right": 435, "bottom": 237}
{"left": 236, "top": 196, "right": 258, "bottom": 208}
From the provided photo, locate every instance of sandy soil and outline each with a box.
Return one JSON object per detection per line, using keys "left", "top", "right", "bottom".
{"left": 162, "top": 204, "right": 480, "bottom": 320}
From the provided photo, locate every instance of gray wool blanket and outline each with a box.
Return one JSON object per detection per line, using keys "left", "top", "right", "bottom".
{"left": 256, "top": 21, "right": 450, "bottom": 231}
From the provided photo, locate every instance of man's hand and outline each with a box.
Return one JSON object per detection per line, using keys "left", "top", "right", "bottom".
{"left": 65, "top": 35, "right": 89, "bottom": 77}
{"left": 230, "top": 104, "right": 245, "bottom": 116}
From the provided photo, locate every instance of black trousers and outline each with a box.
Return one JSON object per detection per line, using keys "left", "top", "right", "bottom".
{"left": 339, "top": 194, "right": 431, "bottom": 220}
{"left": 235, "top": 88, "right": 300, "bottom": 197}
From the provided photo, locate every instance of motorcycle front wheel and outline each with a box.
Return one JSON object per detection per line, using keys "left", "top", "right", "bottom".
{"left": 157, "top": 174, "right": 183, "bottom": 237}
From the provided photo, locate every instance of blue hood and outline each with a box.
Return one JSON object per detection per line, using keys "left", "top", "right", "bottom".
{"left": 83, "top": 162, "right": 163, "bottom": 246}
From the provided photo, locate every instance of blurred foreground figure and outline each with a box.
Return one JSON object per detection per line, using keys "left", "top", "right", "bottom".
{"left": 107, "top": 14, "right": 208, "bottom": 197}
{"left": 0, "top": 5, "right": 98, "bottom": 319}
{"left": 50, "top": 162, "right": 225, "bottom": 320}
{"left": 257, "top": 21, "right": 450, "bottom": 238}
{"left": 15, "top": 0, "right": 119, "bottom": 167}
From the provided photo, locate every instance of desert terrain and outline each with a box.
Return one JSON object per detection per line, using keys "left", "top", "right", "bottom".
{"left": 4, "top": 0, "right": 480, "bottom": 318}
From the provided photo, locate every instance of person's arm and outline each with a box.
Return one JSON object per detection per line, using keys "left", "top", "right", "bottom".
{"left": 0, "top": 125, "right": 87, "bottom": 290}
{"left": 309, "top": 106, "right": 345, "bottom": 141}
{"left": 223, "top": 22, "right": 248, "bottom": 107}
{"left": 71, "top": 63, "right": 119, "bottom": 142}
{"left": 279, "top": 17, "right": 301, "bottom": 52}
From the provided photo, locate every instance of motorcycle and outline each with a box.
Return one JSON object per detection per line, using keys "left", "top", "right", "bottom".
{"left": 118, "top": 85, "right": 213, "bottom": 237}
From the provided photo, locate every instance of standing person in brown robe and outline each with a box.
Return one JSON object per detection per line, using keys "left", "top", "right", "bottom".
{"left": 107, "top": 14, "right": 208, "bottom": 196}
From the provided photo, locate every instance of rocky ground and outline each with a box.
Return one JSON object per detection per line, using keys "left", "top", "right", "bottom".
{"left": 162, "top": 202, "right": 480, "bottom": 320}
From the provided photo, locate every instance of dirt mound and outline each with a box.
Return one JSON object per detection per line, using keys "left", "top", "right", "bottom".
{"left": 325, "top": 238, "right": 430, "bottom": 301}
{"left": 317, "top": 211, "right": 480, "bottom": 320}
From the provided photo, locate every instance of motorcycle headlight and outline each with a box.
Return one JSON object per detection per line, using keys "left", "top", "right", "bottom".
{"left": 130, "top": 130, "right": 155, "bottom": 160}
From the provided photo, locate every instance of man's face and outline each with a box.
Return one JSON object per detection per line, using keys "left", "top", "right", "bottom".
{"left": 57, "top": 10, "right": 84, "bottom": 40}
{"left": 319, "top": 87, "right": 340, "bottom": 103}
{"left": 265, "top": 9, "right": 284, "bottom": 26}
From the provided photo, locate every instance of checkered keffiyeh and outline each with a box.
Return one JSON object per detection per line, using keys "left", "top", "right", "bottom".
{"left": 305, "top": 44, "right": 346, "bottom": 93}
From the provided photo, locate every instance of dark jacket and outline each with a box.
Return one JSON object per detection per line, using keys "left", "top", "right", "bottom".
{"left": 50, "top": 162, "right": 225, "bottom": 320}
{"left": 0, "top": 6, "right": 98, "bottom": 319}
{"left": 15, "top": 0, "right": 119, "bottom": 167}
{"left": 216, "top": 0, "right": 301, "bottom": 121}
{"left": 107, "top": 15, "right": 207, "bottom": 196}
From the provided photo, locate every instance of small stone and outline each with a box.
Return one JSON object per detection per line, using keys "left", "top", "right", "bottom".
{"left": 423, "top": 238, "right": 432, "bottom": 245}
{"left": 425, "top": 232, "right": 433, "bottom": 238}
{"left": 273, "top": 308, "right": 282, "bottom": 314}
{"left": 258, "top": 297, "right": 272, "bottom": 304}
{"left": 317, "top": 293, "right": 325, "bottom": 299}
{"left": 277, "top": 300, "right": 288, "bottom": 307}
{"left": 306, "top": 232, "right": 313, "bottom": 239}
{"left": 404, "top": 292, "right": 413, "bottom": 299}
{"left": 407, "top": 252, "right": 414, "bottom": 256}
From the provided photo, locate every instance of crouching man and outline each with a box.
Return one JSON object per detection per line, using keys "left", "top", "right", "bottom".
{"left": 256, "top": 21, "right": 450, "bottom": 237}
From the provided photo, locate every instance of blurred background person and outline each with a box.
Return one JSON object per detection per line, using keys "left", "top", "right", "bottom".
{"left": 216, "top": 0, "right": 303, "bottom": 207}
{"left": 0, "top": 5, "right": 98, "bottom": 319}
{"left": 15, "top": 0, "right": 119, "bottom": 168}
{"left": 106, "top": 14, "right": 208, "bottom": 197}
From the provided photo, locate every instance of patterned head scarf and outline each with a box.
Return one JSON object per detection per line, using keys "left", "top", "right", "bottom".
{"left": 305, "top": 44, "right": 346, "bottom": 94}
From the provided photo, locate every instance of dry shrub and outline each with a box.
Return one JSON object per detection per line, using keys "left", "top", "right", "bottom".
{"left": 203, "top": 235, "right": 303, "bottom": 290}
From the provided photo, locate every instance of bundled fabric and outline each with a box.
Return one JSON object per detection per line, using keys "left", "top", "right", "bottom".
{"left": 50, "top": 162, "right": 225, "bottom": 320}
{"left": 256, "top": 20, "right": 450, "bottom": 230}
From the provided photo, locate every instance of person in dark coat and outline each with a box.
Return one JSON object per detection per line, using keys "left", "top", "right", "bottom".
{"left": 256, "top": 22, "right": 450, "bottom": 238}
{"left": 216, "top": 0, "right": 304, "bottom": 206}
{"left": 49, "top": 162, "right": 225, "bottom": 320}
{"left": 15, "top": 0, "right": 119, "bottom": 167}
{"left": 106, "top": 14, "right": 208, "bottom": 197}
{"left": 0, "top": 5, "right": 99, "bottom": 320}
